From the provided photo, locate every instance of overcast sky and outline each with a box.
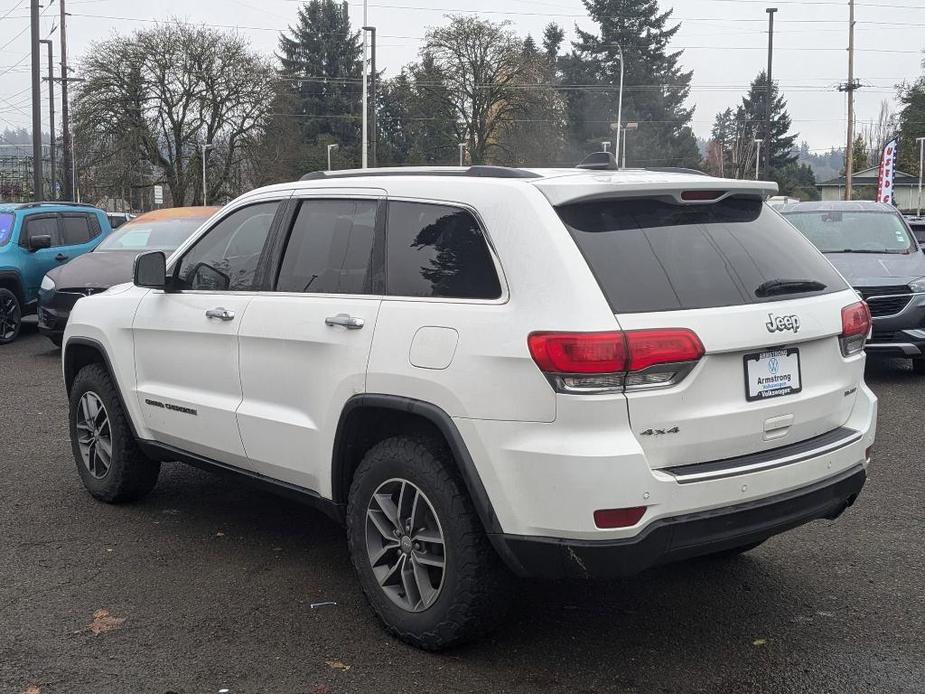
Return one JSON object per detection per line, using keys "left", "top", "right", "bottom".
{"left": 1, "top": 0, "right": 922, "bottom": 154}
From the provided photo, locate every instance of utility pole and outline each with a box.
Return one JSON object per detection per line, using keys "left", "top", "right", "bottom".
{"left": 60, "top": 0, "right": 73, "bottom": 200}
{"left": 361, "top": 0, "right": 368, "bottom": 168}
{"left": 30, "top": 0, "right": 43, "bottom": 201}
{"left": 40, "top": 39, "right": 55, "bottom": 199}
{"left": 917, "top": 136, "right": 925, "bottom": 217}
{"left": 754, "top": 139, "right": 764, "bottom": 180}
{"left": 364, "top": 26, "right": 377, "bottom": 168}
{"left": 765, "top": 8, "right": 777, "bottom": 177}
{"left": 840, "top": 0, "right": 859, "bottom": 201}
{"left": 459, "top": 143, "right": 466, "bottom": 166}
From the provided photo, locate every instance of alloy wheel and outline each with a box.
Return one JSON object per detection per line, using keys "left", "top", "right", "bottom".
{"left": 365, "top": 478, "right": 446, "bottom": 612}
{"left": 0, "top": 293, "right": 19, "bottom": 341}
{"left": 75, "top": 392, "right": 113, "bottom": 479}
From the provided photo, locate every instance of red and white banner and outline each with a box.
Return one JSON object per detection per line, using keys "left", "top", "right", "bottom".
{"left": 875, "top": 138, "right": 898, "bottom": 204}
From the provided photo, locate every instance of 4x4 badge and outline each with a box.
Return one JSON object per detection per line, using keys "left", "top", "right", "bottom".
{"left": 765, "top": 313, "right": 800, "bottom": 334}
{"left": 640, "top": 427, "right": 679, "bottom": 436}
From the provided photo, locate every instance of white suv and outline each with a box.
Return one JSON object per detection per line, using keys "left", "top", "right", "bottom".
{"left": 62, "top": 165, "right": 877, "bottom": 650}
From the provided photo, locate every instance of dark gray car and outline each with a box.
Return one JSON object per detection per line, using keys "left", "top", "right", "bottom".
{"left": 781, "top": 201, "right": 925, "bottom": 373}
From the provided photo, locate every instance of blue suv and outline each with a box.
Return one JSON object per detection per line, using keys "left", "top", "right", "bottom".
{"left": 0, "top": 202, "right": 112, "bottom": 344}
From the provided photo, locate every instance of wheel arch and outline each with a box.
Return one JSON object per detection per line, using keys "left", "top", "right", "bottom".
{"left": 332, "top": 394, "right": 503, "bottom": 535}
{"left": 63, "top": 336, "right": 141, "bottom": 439}
{"left": 0, "top": 270, "right": 25, "bottom": 306}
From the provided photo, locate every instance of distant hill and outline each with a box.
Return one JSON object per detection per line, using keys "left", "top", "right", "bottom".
{"left": 796, "top": 143, "right": 844, "bottom": 183}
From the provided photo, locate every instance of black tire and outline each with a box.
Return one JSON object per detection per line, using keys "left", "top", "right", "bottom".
{"left": 68, "top": 363, "right": 160, "bottom": 503}
{"left": 702, "top": 540, "right": 765, "bottom": 560}
{"left": 912, "top": 358, "right": 925, "bottom": 375}
{"left": 0, "top": 288, "right": 21, "bottom": 345}
{"left": 346, "top": 435, "right": 512, "bottom": 650}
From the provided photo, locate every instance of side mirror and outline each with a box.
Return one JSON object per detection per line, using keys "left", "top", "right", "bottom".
{"left": 133, "top": 251, "right": 167, "bottom": 289}
{"left": 28, "top": 235, "right": 52, "bottom": 251}
{"left": 188, "top": 262, "right": 230, "bottom": 291}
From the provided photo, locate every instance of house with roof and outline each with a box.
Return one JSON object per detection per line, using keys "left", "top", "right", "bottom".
{"left": 817, "top": 165, "right": 921, "bottom": 212}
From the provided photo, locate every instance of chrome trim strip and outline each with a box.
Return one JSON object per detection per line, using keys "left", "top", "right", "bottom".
{"left": 667, "top": 430, "right": 863, "bottom": 484}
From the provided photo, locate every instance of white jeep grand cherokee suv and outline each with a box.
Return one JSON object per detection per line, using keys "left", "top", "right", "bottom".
{"left": 62, "top": 165, "right": 876, "bottom": 650}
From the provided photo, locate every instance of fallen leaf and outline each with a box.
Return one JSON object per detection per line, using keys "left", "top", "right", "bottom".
{"left": 752, "top": 639, "right": 767, "bottom": 646}
{"left": 325, "top": 660, "right": 350, "bottom": 671}
{"left": 23, "top": 686, "right": 41, "bottom": 694}
{"left": 216, "top": 532, "right": 225, "bottom": 537}
{"left": 86, "top": 608, "right": 126, "bottom": 635}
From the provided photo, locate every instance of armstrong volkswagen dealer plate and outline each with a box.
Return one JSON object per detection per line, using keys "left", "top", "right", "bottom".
{"left": 744, "top": 348, "right": 802, "bottom": 402}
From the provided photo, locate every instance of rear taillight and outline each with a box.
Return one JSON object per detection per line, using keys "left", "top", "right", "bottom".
{"left": 840, "top": 301, "right": 871, "bottom": 357}
{"left": 527, "top": 329, "right": 704, "bottom": 393}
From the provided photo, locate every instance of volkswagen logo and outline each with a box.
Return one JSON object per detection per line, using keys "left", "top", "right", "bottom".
{"left": 768, "top": 357, "right": 780, "bottom": 374}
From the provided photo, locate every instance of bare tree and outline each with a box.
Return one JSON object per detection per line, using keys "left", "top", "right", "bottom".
{"left": 422, "top": 16, "right": 537, "bottom": 163}
{"left": 74, "top": 21, "right": 276, "bottom": 207}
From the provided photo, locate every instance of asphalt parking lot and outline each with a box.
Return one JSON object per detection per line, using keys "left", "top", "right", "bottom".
{"left": 1, "top": 321, "right": 923, "bottom": 694}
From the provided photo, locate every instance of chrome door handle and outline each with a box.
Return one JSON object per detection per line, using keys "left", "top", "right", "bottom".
{"left": 325, "top": 313, "right": 364, "bottom": 330}
{"left": 205, "top": 307, "right": 235, "bottom": 321}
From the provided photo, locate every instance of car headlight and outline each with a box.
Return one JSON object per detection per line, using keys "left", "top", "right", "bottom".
{"left": 40, "top": 275, "right": 55, "bottom": 291}
{"left": 909, "top": 277, "right": 925, "bottom": 293}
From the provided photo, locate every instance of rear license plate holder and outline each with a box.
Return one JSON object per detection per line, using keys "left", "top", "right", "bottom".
{"left": 744, "top": 347, "right": 802, "bottom": 402}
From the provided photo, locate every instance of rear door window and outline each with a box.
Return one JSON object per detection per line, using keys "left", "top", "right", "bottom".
{"left": 60, "top": 214, "right": 99, "bottom": 245}
{"left": 276, "top": 199, "right": 379, "bottom": 294}
{"left": 385, "top": 201, "right": 502, "bottom": 299}
{"left": 558, "top": 197, "right": 847, "bottom": 313}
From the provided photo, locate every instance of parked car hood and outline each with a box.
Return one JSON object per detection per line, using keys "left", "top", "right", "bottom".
{"left": 45, "top": 251, "right": 139, "bottom": 290}
{"left": 823, "top": 251, "right": 925, "bottom": 288}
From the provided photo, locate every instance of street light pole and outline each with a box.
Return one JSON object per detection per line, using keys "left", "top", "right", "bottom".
{"left": 363, "top": 26, "right": 377, "bottom": 168}
{"left": 917, "top": 136, "right": 925, "bottom": 217}
{"left": 765, "top": 8, "right": 777, "bottom": 177}
{"left": 361, "top": 0, "right": 368, "bottom": 168}
{"left": 200, "top": 142, "right": 213, "bottom": 206}
{"left": 754, "top": 139, "right": 764, "bottom": 180}
{"left": 327, "top": 143, "right": 339, "bottom": 171}
{"left": 614, "top": 45, "right": 624, "bottom": 167}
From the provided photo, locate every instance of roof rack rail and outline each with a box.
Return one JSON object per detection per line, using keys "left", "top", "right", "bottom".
{"left": 576, "top": 152, "right": 618, "bottom": 171}
{"left": 299, "top": 165, "right": 540, "bottom": 181}
{"left": 17, "top": 200, "right": 99, "bottom": 209}
{"left": 644, "top": 166, "right": 709, "bottom": 177}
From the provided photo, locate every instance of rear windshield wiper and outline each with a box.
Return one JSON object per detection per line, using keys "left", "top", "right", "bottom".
{"left": 755, "top": 279, "right": 827, "bottom": 297}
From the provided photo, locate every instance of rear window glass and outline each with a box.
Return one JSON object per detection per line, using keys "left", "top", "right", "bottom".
{"left": 0, "top": 213, "right": 13, "bottom": 246}
{"left": 783, "top": 210, "right": 914, "bottom": 253}
{"left": 386, "top": 202, "right": 502, "bottom": 300}
{"left": 558, "top": 197, "right": 847, "bottom": 313}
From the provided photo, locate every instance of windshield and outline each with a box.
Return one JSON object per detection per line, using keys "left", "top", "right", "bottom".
{"left": 95, "top": 217, "right": 208, "bottom": 252}
{"left": 0, "top": 213, "right": 14, "bottom": 247}
{"left": 783, "top": 210, "right": 915, "bottom": 254}
{"left": 558, "top": 197, "right": 846, "bottom": 313}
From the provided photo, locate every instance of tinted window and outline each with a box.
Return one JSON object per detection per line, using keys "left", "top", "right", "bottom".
{"left": 60, "top": 214, "right": 94, "bottom": 245}
{"left": 558, "top": 197, "right": 846, "bottom": 313}
{"left": 386, "top": 202, "right": 501, "bottom": 299}
{"left": 23, "top": 216, "right": 60, "bottom": 246}
{"left": 0, "top": 213, "right": 13, "bottom": 246}
{"left": 783, "top": 210, "right": 914, "bottom": 253}
{"left": 176, "top": 202, "right": 278, "bottom": 291}
{"left": 277, "top": 199, "right": 378, "bottom": 294}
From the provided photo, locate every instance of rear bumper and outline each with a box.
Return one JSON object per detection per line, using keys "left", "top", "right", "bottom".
{"left": 494, "top": 465, "right": 866, "bottom": 579}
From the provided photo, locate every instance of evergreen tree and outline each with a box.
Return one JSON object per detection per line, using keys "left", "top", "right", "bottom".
{"left": 542, "top": 23, "right": 564, "bottom": 62}
{"left": 897, "top": 75, "right": 925, "bottom": 176}
{"left": 277, "top": 0, "right": 363, "bottom": 168}
{"left": 738, "top": 70, "right": 797, "bottom": 180}
{"left": 562, "top": 0, "right": 701, "bottom": 168}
